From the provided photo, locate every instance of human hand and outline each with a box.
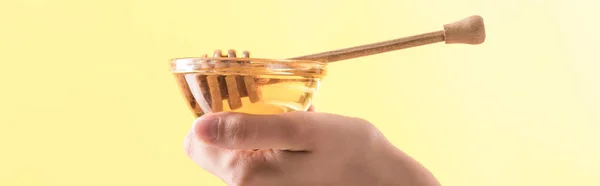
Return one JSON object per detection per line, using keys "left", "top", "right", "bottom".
{"left": 183, "top": 106, "right": 440, "bottom": 186}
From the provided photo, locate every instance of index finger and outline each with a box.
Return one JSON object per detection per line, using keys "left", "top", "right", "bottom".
{"left": 193, "top": 112, "right": 319, "bottom": 151}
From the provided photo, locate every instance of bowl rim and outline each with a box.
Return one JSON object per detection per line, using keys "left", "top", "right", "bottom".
{"left": 169, "top": 57, "right": 327, "bottom": 75}
{"left": 170, "top": 57, "right": 327, "bottom": 66}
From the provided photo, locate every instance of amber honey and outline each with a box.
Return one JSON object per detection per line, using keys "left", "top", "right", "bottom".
{"left": 171, "top": 57, "right": 326, "bottom": 117}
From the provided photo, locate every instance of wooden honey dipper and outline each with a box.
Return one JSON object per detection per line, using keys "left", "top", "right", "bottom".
{"left": 193, "top": 15, "right": 486, "bottom": 113}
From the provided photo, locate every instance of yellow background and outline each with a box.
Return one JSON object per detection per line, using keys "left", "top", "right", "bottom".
{"left": 1, "top": 0, "right": 598, "bottom": 185}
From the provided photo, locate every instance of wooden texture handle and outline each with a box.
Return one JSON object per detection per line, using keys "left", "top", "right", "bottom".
{"left": 290, "top": 15, "right": 486, "bottom": 63}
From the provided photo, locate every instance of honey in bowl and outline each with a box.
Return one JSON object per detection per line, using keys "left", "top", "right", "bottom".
{"left": 171, "top": 57, "right": 327, "bottom": 117}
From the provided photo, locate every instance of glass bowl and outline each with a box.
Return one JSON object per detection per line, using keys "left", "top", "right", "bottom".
{"left": 170, "top": 57, "right": 327, "bottom": 117}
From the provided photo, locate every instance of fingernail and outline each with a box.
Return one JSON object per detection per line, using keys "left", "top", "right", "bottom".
{"left": 194, "top": 116, "right": 220, "bottom": 141}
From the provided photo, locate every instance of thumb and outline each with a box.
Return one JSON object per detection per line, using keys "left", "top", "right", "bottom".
{"left": 192, "top": 111, "right": 332, "bottom": 151}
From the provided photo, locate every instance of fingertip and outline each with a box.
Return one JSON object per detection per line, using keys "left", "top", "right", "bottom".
{"left": 193, "top": 114, "right": 221, "bottom": 142}
{"left": 307, "top": 105, "right": 316, "bottom": 112}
